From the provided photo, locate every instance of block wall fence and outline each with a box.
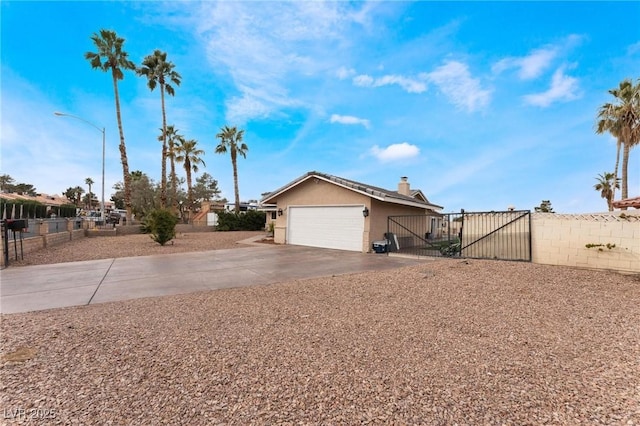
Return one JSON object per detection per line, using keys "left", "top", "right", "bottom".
{"left": 531, "top": 212, "right": 639, "bottom": 274}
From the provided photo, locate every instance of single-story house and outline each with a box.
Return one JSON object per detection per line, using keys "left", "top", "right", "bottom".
{"left": 260, "top": 171, "right": 443, "bottom": 252}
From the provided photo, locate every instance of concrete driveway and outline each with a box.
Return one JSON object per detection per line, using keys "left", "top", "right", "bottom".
{"left": 0, "top": 245, "right": 424, "bottom": 314}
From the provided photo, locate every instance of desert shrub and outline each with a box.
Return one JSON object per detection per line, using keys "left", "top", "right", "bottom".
{"left": 216, "top": 210, "right": 266, "bottom": 231}
{"left": 142, "top": 209, "right": 179, "bottom": 246}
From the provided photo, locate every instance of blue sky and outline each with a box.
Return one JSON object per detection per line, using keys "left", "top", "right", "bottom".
{"left": 1, "top": 1, "right": 638, "bottom": 213}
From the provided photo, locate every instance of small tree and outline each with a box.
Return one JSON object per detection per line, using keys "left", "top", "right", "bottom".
{"left": 142, "top": 209, "right": 178, "bottom": 246}
{"left": 534, "top": 200, "right": 555, "bottom": 213}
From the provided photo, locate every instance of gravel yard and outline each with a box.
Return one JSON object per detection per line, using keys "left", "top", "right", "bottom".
{"left": 1, "top": 233, "right": 639, "bottom": 424}
{"left": 9, "top": 231, "right": 266, "bottom": 266}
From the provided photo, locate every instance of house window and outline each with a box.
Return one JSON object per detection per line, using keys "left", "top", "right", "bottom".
{"left": 271, "top": 211, "right": 277, "bottom": 220}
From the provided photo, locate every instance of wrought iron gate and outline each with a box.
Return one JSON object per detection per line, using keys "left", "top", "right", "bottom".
{"left": 387, "top": 210, "right": 531, "bottom": 261}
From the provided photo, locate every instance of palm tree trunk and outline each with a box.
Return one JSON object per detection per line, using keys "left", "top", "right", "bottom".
{"left": 112, "top": 71, "right": 132, "bottom": 222}
{"left": 160, "top": 86, "right": 168, "bottom": 209}
{"left": 231, "top": 150, "right": 240, "bottom": 213}
{"left": 612, "top": 139, "right": 621, "bottom": 202}
{"left": 621, "top": 143, "right": 630, "bottom": 208}
{"left": 170, "top": 147, "right": 177, "bottom": 213}
{"left": 185, "top": 160, "right": 193, "bottom": 208}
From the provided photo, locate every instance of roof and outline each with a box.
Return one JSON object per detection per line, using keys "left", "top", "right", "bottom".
{"left": 612, "top": 196, "right": 640, "bottom": 209}
{"left": 261, "top": 171, "right": 443, "bottom": 211}
{"left": 0, "top": 192, "right": 70, "bottom": 207}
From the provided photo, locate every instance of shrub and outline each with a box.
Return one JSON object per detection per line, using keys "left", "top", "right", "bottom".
{"left": 216, "top": 210, "right": 266, "bottom": 231}
{"left": 142, "top": 209, "right": 179, "bottom": 246}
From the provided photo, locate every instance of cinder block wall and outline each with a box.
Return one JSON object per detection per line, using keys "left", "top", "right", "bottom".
{"left": 1, "top": 228, "right": 87, "bottom": 267}
{"left": 1, "top": 236, "right": 46, "bottom": 266}
{"left": 532, "top": 212, "right": 640, "bottom": 273}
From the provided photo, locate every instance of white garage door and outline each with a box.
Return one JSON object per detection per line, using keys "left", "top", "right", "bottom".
{"left": 288, "top": 206, "right": 365, "bottom": 251}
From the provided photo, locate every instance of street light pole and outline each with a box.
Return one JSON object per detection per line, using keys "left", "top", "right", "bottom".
{"left": 54, "top": 112, "right": 106, "bottom": 221}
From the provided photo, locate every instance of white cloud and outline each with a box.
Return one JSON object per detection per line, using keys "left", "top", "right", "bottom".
{"left": 336, "top": 66, "right": 356, "bottom": 80}
{"left": 425, "top": 61, "right": 491, "bottom": 112}
{"left": 353, "top": 73, "right": 427, "bottom": 93}
{"left": 627, "top": 41, "right": 640, "bottom": 56}
{"left": 190, "top": 2, "right": 375, "bottom": 124}
{"left": 492, "top": 35, "right": 584, "bottom": 80}
{"left": 370, "top": 142, "right": 420, "bottom": 162}
{"left": 330, "top": 114, "right": 370, "bottom": 129}
{"left": 523, "top": 68, "right": 580, "bottom": 107}
{"left": 353, "top": 74, "right": 375, "bottom": 87}
{"left": 493, "top": 47, "right": 557, "bottom": 80}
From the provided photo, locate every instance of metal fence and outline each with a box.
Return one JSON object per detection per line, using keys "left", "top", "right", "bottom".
{"left": 387, "top": 210, "right": 531, "bottom": 261}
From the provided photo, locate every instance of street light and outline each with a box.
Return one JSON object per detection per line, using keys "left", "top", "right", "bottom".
{"left": 54, "top": 112, "right": 106, "bottom": 221}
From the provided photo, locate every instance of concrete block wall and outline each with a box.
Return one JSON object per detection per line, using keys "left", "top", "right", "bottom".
{"left": 1, "top": 236, "right": 46, "bottom": 266}
{"left": 1, "top": 225, "right": 87, "bottom": 267}
{"left": 532, "top": 212, "right": 640, "bottom": 274}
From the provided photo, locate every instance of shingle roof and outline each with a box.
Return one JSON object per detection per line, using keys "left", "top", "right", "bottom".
{"left": 261, "top": 171, "right": 443, "bottom": 211}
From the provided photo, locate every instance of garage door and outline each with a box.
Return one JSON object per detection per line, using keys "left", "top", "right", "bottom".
{"left": 288, "top": 205, "right": 365, "bottom": 251}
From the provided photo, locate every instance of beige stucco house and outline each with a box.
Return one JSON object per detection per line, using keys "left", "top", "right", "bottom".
{"left": 260, "top": 171, "right": 443, "bottom": 252}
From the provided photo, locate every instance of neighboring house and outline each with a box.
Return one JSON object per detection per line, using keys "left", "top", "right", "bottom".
{"left": 224, "top": 202, "right": 259, "bottom": 212}
{"left": 612, "top": 196, "right": 640, "bottom": 209}
{"left": 260, "top": 171, "right": 443, "bottom": 252}
{"left": 0, "top": 192, "right": 71, "bottom": 208}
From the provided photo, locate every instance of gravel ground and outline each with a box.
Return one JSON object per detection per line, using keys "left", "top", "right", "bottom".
{"left": 9, "top": 231, "right": 267, "bottom": 266}
{"left": 1, "top": 234, "right": 639, "bottom": 424}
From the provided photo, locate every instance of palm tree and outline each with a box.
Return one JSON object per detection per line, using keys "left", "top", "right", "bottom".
{"left": 175, "top": 136, "right": 206, "bottom": 210}
{"left": 85, "top": 29, "right": 136, "bottom": 222}
{"left": 75, "top": 186, "right": 85, "bottom": 208}
{"left": 85, "top": 178, "right": 94, "bottom": 209}
{"left": 0, "top": 174, "right": 14, "bottom": 192}
{"left": 596, "top": 79, "right": 640, "bottom": 203}
{"left": 215, "top": 126, "right": 248, "bottom": 213}
{"left": 137, "top": 50, "right": 181, "bottom": 209}
{"left": 158, "top": 125, "right": 181, "bottom": 211}
{"left": 594, "top": 172, "right": 620, "bottom": 212}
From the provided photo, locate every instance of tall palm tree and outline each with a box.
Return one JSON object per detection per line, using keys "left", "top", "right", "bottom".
{"left": 215, "top": 126, "right": 248, "bottom": 213}
{"left": 85, "top": 29, "right": 136, "bottom": 221}
{"left": 137, "top": 50, "right": 181, "bottom": 209}
{"left": 594, "top": 172, "right": 620, "bottom": 212}
{"left": 175, "top": 136, "right": 206, "bottom": 209}
{"left": 85, "top": 178, "right": 94, "bottom": 209}
{"left": 74, "top": 186, "right": 85, "bottom": 208}
{"left": 596, "top": 79, "right": 640, "bottom": 203}
{"left": 159, "top": 125, "right": 181, "bottom": 211}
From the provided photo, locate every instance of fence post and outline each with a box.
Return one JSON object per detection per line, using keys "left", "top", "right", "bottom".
{"left": 38, "top": 220, "right": 48, "bottom": 236}
{"left": 66, "top": 218, "right": 74, "bottom": 240}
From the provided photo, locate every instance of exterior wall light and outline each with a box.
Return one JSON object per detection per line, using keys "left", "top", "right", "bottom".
{"left": 363, "top": 207, "right": 369, "bottom": 217}
{"left": 277, "top": 208, "right": 283, "bottom": 216}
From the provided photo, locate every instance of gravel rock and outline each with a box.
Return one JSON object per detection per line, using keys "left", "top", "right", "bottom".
{"left": 1, "top": 234, "right": 639, "bottom": 424}
{"left": 10, "top": 231, "right": 265, "bottom": 266}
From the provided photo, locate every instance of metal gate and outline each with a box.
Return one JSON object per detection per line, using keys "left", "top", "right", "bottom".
{"left": 387, "top": 210, "right": 531, "bottom": 261}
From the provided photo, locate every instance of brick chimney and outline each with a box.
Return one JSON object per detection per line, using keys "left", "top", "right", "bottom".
{"left": 398, "top": 176, "right": 410, "bottom": 196}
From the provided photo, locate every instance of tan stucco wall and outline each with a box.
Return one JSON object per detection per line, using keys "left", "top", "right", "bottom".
{"left": 272, "top": 178, "right": 370, "bottom": 249}
{"left": 270, "top": 178, "right": 430, "bottom": 252}
{"left": 531, "top": 212, "right": 640, "bottom": 273}
{"left": 369, "top": 199, "right": 433, "bottom": 250}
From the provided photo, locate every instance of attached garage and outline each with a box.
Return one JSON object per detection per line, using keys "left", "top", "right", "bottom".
{"left": 288, "top": 205, "right": 365, "bottom": 251}
{"left": 261, "top": 172, "right": 443, "bottom": 253}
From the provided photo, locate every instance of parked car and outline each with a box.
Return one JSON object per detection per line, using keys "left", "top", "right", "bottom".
{"left": 106, "top": 212, "right": 121, "bottom": 224}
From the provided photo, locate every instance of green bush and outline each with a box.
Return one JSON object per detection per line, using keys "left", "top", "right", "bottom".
{"left": 142, "top": 209, "right": 179, "bottom": 246}
{"left": 216, "top": 210, "right": 266, "bottom": 231}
